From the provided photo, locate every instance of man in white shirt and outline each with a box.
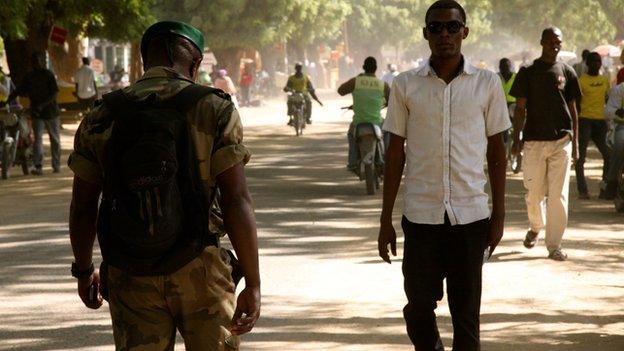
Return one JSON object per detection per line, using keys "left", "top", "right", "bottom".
{"left": 378, "top": 1, "right": 510, "bottom": 350}
{"left": 603, "top": 82, "right": 624, "bottom": 199}
{"left": 381, "top": 63, "right": 399, "bottom": 86}
{"left": 74, "top": 57, "right": 97, "bottom": 112}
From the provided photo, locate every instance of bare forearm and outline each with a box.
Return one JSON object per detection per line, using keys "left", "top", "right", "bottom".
{"left": 513, "top": 107, "right": 526, "bottom": 141}
{"left": 223, "top": 194, "right": 260, "bottom": 288}
{"left": 487, "top": 145, "right": 507, "bottom": 217}
{"left": 380, "top": 149, "right": 405, "bottom": 223}
{"left": 69, "top": 203, "right": 98, "bottom": 270}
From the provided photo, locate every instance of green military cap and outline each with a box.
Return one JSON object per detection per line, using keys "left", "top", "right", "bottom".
{"left": 141, "top": 21, "right": 204, "bottom": 57}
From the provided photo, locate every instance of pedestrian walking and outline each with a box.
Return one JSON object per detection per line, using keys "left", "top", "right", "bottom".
{"left": 74, "top": 57, "right": 98, "bottom": 112}
{"left": 239, "top": 65, "right": 253, "bottom": 107}
{"left": 573, "top": 49, "right": 590, "bottom": 78}
{"left": 68, "top": 21, "right": 260, "bottom": 350}
{"left": 214, "top": 69, "right": 239, "bottom": 107}
{"left": 603, "top": 81, "right": 624, "bottom": 199}
{"left": 575, "top": 52, "right": 611, "bottom": 199}
{"left": 378, "top": 1, "right": 510, "bottom": 350}
{"left": 3, "top": 52, "right": 61, "bottom": 175}
{"left": 381, "top": 63, "right": 399, "bottom": 86}
{"left": 510, "top": 27, "right": 581, "bottom": 261}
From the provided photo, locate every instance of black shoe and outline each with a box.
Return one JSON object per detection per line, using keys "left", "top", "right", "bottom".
{"left": 306, "top": 119, "right": 312, "bottom": 125}
{"left": 523, "top": 230, "right": 539, "bottom": 249}
{"left": 31, "top": 168, "right": 43, "bottom": 176}
{"left": 602, "top": 182, "right": 617, "bottom": 200}
{"left": 287, "top": 119, "right": 293, "bottom": 126}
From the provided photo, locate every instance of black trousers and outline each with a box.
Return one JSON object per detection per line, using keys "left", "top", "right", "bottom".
{"left": 402, "top": 215, "right": 489, "bottom": 351}
{"left": 574, "top": 118, "right": 610, "bottom": 194}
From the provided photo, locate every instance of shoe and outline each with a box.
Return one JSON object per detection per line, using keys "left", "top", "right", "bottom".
{"left": 53, "top": 168, "right": 61, "bottom": 174}
{"left": 306, "top": 119, "right": 312, "bottom": 125}
{"left": 602, "top": 182, "right": 617, "bottom": 200}
{"left": 287, "top": 119, "right": 293, "bottom": 126}
{"left": 31, "top": 168, "right": 43, "bottom": 176}
{"left": 548, "top": 248, "right": 568, "bottom": 261}
{"left": 578, "top": 192, "right": 590, "bottom": 199}
{"left": 523, "top": 230, "right": 539, "bottom": 249}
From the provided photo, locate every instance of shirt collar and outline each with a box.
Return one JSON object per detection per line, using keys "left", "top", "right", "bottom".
{"left": 416, "top": 57, "right": 477, "bottom": 77}
{"left": 138, "top": 66, "right": 195, "bottom": 84}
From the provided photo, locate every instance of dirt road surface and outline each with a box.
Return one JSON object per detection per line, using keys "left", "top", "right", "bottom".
{"left": 1, "top": 92, "right": 622, "bottom": 350}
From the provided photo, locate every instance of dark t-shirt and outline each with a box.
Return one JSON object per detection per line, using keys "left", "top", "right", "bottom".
{"left": 16, "top": 68, "right": 60, "bottom": 119}
{"left": 510, "top": 59, "right": 581, "bottom": 141}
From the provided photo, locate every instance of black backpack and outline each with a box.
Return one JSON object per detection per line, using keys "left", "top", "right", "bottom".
{"left": 97, "top": 84, "right": 228, "bottom": 276}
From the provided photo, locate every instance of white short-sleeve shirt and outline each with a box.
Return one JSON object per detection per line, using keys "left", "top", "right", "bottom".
{"left": 383, "top": 59, "right": 511, "bottom": 225}
{"left": 74, "top": 65, "right": 97, "bottom": 99}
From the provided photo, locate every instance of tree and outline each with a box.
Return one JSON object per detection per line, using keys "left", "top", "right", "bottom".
{"left": 0, "top": 0, "right": 154, "bottom": 85}
{"left": 154, "top": 0, "right": 297, "bottom": 82}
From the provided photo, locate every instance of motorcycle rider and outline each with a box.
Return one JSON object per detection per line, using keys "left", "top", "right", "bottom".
{"left": 337, "top": 56, "right": 390, "bottom": 172}
{"left": 283, "top": 62, "right": 322, "bottom": 125}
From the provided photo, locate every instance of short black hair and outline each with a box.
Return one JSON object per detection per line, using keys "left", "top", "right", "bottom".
{"left": 82, "top": 57, "right": 90, "bottom": 65}
{"left": 425, "top": 0, "right": 467, "bottom": 24}
{"left": 587, "top": 52, "right": 602, "bottom": 62}
{"left": 541, "top": 26, "right": 562, "bottom": 40}
{"left": 363, "top": 56, "right": 377, "bottom": 73}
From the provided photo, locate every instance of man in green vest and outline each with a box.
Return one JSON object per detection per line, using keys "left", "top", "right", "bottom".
{"left": 338, "top": 56, "right": 390, "bottom": 171}
{"left": 283, "top": 62, "right": 323, "bottom": 125}
{"left": 499, "top": 58, "right": 516, "bottom": 144}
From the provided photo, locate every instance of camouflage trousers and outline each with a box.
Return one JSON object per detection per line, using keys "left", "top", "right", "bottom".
{"left": 107, "top": 247, "right": 240, "bottom": 351}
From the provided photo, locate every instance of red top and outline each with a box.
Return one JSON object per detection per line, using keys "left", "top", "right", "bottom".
{"left": 240, "top": 73, "right": 253, "bottom": 87}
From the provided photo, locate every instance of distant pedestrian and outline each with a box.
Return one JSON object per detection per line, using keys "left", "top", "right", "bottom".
{"left": 575, "top": 52, "right": 611, "bottom": 199}
{"left": 239, "top": 66, "right": 253, "bottom": 107}
{"left": 108, "top": 64, "right": 125, "bottom": 90}
{"left": 603, "top": 81, "right": 624, "bottom": 199}
{"left": 510, "top": 27, "right": 581, "bottom": 261}
{"left": 214, "top": 69, "right": 239, "bottom": 107}
{"left": 378, "top": 1, "right": 510, "bottom": 350}
{"left": 381, "top": 64, "right": 399, "bottom": 86}
{"left": 74, "top": 57, "right": 98, "bottom": 112}
{"left": 573, "top": 49, "right": 590, "bottom": 78}
{"left": 4, "top": 52, "right": 61, "bottom": 175}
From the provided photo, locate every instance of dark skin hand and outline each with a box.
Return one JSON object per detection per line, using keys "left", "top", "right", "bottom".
{"left": 218, "top": 163, "right": 261, "bottom": 336}
{"left": 378, "top": 134, "right": 406, "bottom": 263}
{"left": 486, "top": 132, "right": 507, "bottom": 256}
{"left": 69, "top": 176, "right": 103, "bottom": 309}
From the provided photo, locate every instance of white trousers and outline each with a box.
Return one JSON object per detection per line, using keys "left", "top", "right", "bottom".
{"left": 522, "top": 136, "right": 572, "bottom": 252}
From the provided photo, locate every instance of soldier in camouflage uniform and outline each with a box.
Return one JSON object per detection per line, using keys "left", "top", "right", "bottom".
{"left": 68, "top": 21, "right": 260, "bottom": 350}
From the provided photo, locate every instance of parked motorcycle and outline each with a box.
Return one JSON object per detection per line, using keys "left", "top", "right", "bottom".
{"left": 287, "top": 92, "right": 306, "bottom": 136}
{"left": 343, "top": 106, "right": 385, "bottom": 195}
{"left": 0, "top": 107, "right": 33, "bottom": 179}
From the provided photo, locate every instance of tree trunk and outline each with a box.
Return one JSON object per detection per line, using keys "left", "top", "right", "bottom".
{"left": 212, "top": 47, "right": 243, "bottom": 84}
{"left": 48, "top": 34, "right": 83, "bottom": 83}
{"left": 129, "top": 42, "right": 143, "bottom": 84}
{"left": 3, "top": 10, "right": 53, "bottom": 86}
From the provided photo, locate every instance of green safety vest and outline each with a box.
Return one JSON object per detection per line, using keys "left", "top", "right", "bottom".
{"left": 501, "top": 73, "right": 516, "bottom": 104}
{"left": 288, "top": 74, "right": 309, "bottom": 94}
{"left": 353, "top": 75, "right": 385, "bottom": 125}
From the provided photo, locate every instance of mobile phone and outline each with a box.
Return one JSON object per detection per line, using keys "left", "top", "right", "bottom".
{"left": 89, "top": 283, "right": 99, "bottom": 302}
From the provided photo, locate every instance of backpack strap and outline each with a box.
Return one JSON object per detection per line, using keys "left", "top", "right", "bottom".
{"left": 169, "top": 84, "right": 231, "bottom": 113}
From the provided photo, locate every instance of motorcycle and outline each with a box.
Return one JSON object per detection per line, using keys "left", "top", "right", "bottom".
{"left": 343, "top": 106, "right": 385, "bottom": 195}
{"left": 287, "top": 92, "right": 306, "bottom": 136}
{"left": 0, "top": 107, "right": 33, "bottom": 179}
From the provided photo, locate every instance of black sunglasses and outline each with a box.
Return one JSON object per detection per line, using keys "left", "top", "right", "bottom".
{"left": 425, "top": 20, "right": 465, "bottom": 34}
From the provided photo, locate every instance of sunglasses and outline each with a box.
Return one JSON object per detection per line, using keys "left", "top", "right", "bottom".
{"left": 425, "top": 20, "right": 465, "bottom": 34}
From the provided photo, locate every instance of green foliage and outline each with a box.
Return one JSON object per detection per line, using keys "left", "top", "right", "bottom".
{"left": 287, "top": 0, "right": 352, "bottom": 46}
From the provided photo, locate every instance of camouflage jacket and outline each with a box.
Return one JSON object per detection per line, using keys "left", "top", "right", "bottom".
{"left": 69, "top": 66, "right": 250, "bottom": 211}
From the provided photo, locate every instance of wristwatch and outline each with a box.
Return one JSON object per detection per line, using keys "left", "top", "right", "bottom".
{"left": 71, "top": 262, "right": 94, "bottom": 279}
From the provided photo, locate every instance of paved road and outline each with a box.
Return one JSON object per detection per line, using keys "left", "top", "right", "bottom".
{"left": 0, "top": 92, "right": 622, "bottom": 350}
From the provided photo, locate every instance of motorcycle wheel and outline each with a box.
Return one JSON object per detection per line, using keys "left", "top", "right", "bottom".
{"left": 294, "top": 110, "right": 304, "bottom": 136}
{"left": 365, "top": 164, "right": 376, "bottom": 195}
